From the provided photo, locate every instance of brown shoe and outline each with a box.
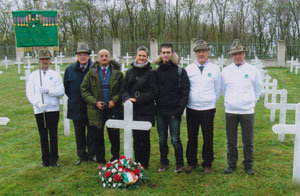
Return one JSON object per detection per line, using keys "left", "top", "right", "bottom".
{"left": 158, "top": 164, "right": 169, "bottom": 173}
{"left": 97, "top": 163, "right": 105, "bottom": 170}
{"left": 174, "top": 165, "right": 184, "bottom": 173}
{"left": 185, "top": 165, "right": 195, "bottom": 174}
{"left": 203, "top": 167, "right": 211, "bottom": 173}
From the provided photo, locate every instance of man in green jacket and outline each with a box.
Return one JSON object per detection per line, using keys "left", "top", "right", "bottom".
{"left": 81, "top": 49, "right": 123, "bottom": 170}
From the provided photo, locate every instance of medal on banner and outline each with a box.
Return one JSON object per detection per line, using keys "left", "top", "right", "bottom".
{"left": 36, "top": 14, "right": 38, "bottom": 21}
{"left": 13, "top": 16, "right": 16, "bottom": 26}
{"left": 52, "top": 17, "right": 54, "bottom": 26}
{"left": 28, "top": 13, "right": 31, "bottom": 23}
{"left": 43, "top": 16, "right": 45, "bottom": 26}
{"left": 46, "top": 17, "right": 48, "bottom": 26}
{"left": 32, "top": 14, "right": 35, "bottom": 21}
{"left": 39, "top": 14, "right": 42, "bottom": 24}
{"left": 21, "top": 17, "right": 24, "bottom": 26}
{"left": 16, "top": 17, "right": 19, "bottom": 26}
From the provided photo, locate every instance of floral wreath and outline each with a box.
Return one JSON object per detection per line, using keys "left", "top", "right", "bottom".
{"left": 98, "top": 156, "right": 148, "bottom": 189}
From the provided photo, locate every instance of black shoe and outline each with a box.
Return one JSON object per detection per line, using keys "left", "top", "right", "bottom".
{"left": 245, "top": 168, "right": 255, "bottom": 175}
{"left": 41, "top": 163, "right": 50, "bottom": 168}
{"left": 52, "top": 162, "right": 60, "bottom": 167}
{"left": 224, "top": 167, "right": 236, "bottom": 174}
{"left": 185, "top": 165, "right": 196, "bottom": 174}
{"left": 88, "top": 157, "right": 97, "bottom": 162}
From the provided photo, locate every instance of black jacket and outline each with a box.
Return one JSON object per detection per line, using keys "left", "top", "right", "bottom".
{"left": 120, "top": 62, "right": 157, "bottom": 125}
{"left": 64, "top": 59, "right": 92, "bottom": 121}
{"left": 155, "top": 54, "right": 190, "bottom": 118}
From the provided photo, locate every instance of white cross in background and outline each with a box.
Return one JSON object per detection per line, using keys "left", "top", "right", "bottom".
{"left": 20, "top": 70, "right": 30, "bottom": 86}
{"left": 0, "top": 71, "right": 2, "bottom": 75}
{"left": 123, "top": 52, "right": 132, "bottom": 66}
{"left": 15, "top": 59, "right": 23, "bottom": 74}
{"left": 265, "top": 89, "right": 297, "bottom": 142}
{"left": 24, "top": 53, "right": 34, "bottom": 73}
{"left": 0, "top": 117, "right": 10, "bottom": 125}
{"left": 63, "top": 95, "right": 70, "bottom": 136}
{"left": 106, "top": 101, "right": 152, "bottom": 159}
{"left": 179, "top": 56, "right": 186, "bottom": 67}
{"left": 54, "top": 57, "right": 64, "bottom": 75}
{"left": 294, "top": 58, "right": 300, "bottom": 75}
{"left": 287, "top": 56, "right": 296, "bottom": 73}
{"left": 215, "top": 55, "right": 227, "bottom": 71}
{"left": 184, "top": 54, "right": 192, "bottom": 65}
{"left": 2, "top": 56, "right": 10, "bottom": 70}
{"left": 57, "top": 52, "right": 65, "bottom": 66}
{"left": 90, "top": 50, "right": 97, "bottom": 62}
{"left": 262, "top": 78, "right": 278, "bottom": 118}
{"left": 272, "top": 103, "right": 300, "bottom": 185}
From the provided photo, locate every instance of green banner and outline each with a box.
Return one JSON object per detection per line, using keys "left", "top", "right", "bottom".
{"left": 13, "top": 10, "right": 58, "bottom": 47}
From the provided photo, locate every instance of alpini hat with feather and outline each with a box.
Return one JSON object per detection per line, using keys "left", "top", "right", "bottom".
{"left": 228, "top": 39, "right": 246, "bottom": 54}
{"left": 38, "top": 48, "right": 52, "bottom": 59}
{"left": 193, "top": 40, "right": 210, "bottom": 52}
{"left": 75, "top": 43, "right": 91, "bottom": 55}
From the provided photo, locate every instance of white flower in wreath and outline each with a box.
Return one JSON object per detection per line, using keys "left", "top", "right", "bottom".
{"left": 103, "top": 183, "right": 106, "bottom": 187}
{"left": 118, "top": 168, "right": 123, "bottom": 172}
{"left": 108, "top": 177, "right": 112, "bottom": 182}
{"left": 113, "top": 183, "right": 117, "bottom": 188}
{"left": 103, "top": 166, "right": 107, "bottom": 170}
{"left": 102, "top": 177, "right": 104, "bottom": 181}
{"left": 139, "top": 173, "right": 143, "bottom": 177}
{"left": 112, "top": 168, "right": 117, "bottom": 173}
{"left": 118, "top": 183, "right": 122, "bottom": 186}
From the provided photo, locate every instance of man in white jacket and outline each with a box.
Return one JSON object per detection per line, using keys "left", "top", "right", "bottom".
{"left": 185, "top": 40, "right": 221, "bottom": 174}
{"left": 221, "top": 39, "right": 262, "bottom": 175}
{"left": 26, "top": 49, "right": 64, "bottom": 167}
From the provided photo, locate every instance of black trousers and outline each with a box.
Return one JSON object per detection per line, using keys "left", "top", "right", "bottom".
{"left": 186, "top": 108, "right": 216, "bottom": 168}
{"left": 225, "top": 113, "right": 254, "bottom": 169}
{"left": 94, "top": 111, "right": 120, "bottom": 164}
{"left": 133, "top": 129, "right": 150, "bottom": 169}
{"left": 73, "top": 120, "right": 95, "bottom": 160}
{"left": 35, "top": 111, "right": 59, "bottom": 165}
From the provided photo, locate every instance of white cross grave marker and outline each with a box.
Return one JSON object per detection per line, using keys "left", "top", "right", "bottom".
{"left": 54, "top": 57, "right": 64, "bottom": 75}
{"left": 295, "top": 58, "right": 300, "bottom": 75}
{"left": 0, "top": 71, "right": 2, "bottom": 75}
{"left": 121, "top": 62, "right": 128, "bottom": 73}
{"left": 105, "top": 101, "right": 152, "bottom": 159}
{"left": 272, "top": 103, "right": 300, "bottom": 185}
{"left": 23, "top": 53, "right": 34, "bottom": 73}
{"left": 90, "top": 50, "right": 97, "bottom": 62}
{"left": 287, "top": 56, "right": 296, "bottom": 73}
{"left": 20, "top": 70, "right": 30, "bottom": 86}
{"left": 2, "top": 56, "right": 10, "bottom": 70}
{"left": 15, "top": 59, "right": 22, "bottom": 74}
{"left": 57, "top": 52, "right": 65, "bottom": 66}
{"left": 265, "top": 89, "right": 297, "bottom": 141}
{"left": 63, "top": 95, "right": 70, "bottom": 136}
{"left": 123, "top": 53, "right": 132, "bottom": 66}
{"left": 0, "top": 117, "right": 10, "bottom": 125}
{"left": 184, "top": 54, "right": 192, "bottom": 65}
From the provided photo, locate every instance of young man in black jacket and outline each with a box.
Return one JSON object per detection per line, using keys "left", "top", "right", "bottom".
{"left": 155, "top": 43, "right": 190, "bottom": 173}
{"left": 64, "top": 43, "right": 96, "bottom": 165}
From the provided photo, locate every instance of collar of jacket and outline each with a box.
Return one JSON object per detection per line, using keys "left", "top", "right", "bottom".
{"left": 131, "top": 61, "right": 152, "bottom": 71}
{"left": 74, "top": 59, "right": 92, "bottom": 72}
{"left": 154, "top": 52, "right": 179, "bottom": 65}
{"left": 89, "top": 60, "right": 121, "bottom": 77}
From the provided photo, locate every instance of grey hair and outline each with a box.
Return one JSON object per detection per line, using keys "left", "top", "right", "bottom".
{"left": 136, "top": 46, "right": 149, "bottom": 56}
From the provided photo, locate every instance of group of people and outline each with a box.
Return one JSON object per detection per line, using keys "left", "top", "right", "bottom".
{"left": 26, "top": 38, "right": 262, "bottom": 176}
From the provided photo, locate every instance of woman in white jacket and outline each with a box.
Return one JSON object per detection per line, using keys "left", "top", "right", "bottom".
{"left": 26, "top": 49, "right": 64, "bottom": 167}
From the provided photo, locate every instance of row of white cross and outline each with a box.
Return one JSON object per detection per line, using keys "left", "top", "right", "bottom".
{"left": 258, "top": 58, "right": 300, "bottom": 185}
{"left": 287, "top": 56, "right": 300, "bottom": 75}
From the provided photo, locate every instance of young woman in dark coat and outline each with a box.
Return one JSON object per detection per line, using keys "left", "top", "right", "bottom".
{"left": 120, "top": 46, "right": 157, "bottom": 169}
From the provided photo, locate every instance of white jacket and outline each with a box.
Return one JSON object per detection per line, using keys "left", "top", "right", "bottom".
{"left": 221, "top": 62, "right": 262, "bottom": 114}
{"left": 26, "top": 69, "right": 64, "bottom": 114}
{"left": 186, "top": 60, "right": 221, "bottom": 110}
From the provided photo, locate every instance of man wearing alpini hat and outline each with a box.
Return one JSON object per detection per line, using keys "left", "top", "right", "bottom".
{"left": 185, "top": 40, "right": 221, "bottom": 174}
{"left": 26, "top": 48, "right": 64, "bottom": 167}
{"left": 64, "top": 43, "right": 96, "bottom": 165}
{"left": 221, "top": 39, "right": 262, "bottom": 175}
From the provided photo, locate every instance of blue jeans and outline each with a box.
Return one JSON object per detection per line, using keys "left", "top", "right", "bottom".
{"left": 157, "top": 111, "right": 184, "bottom": 166}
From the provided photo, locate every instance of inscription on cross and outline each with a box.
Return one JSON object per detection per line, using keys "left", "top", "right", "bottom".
{"left": 105, "top": 101, "right": 152, "bottom": 159}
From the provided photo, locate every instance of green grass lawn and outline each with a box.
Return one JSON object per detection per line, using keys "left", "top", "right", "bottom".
{"left": 0, "top": 65, "right": 300, "bottom": 196}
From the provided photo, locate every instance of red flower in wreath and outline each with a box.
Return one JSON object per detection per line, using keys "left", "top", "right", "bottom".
{"left": 120, "top": 155, "right": 126, "bottom": 159}
{"left": 125, "top": 168, "right": 131, "bottom": 172}
{"left": 106, "top": 163, "right": 112, "bottom": 168}
{"left": 134, "top": 169, "right": 140, "bottom": 175}
{"left": 104, "top": 171, "right": 111, "bottom": 178}
{"left": 114, "top": 174, "right": 121, "bottom": 182}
